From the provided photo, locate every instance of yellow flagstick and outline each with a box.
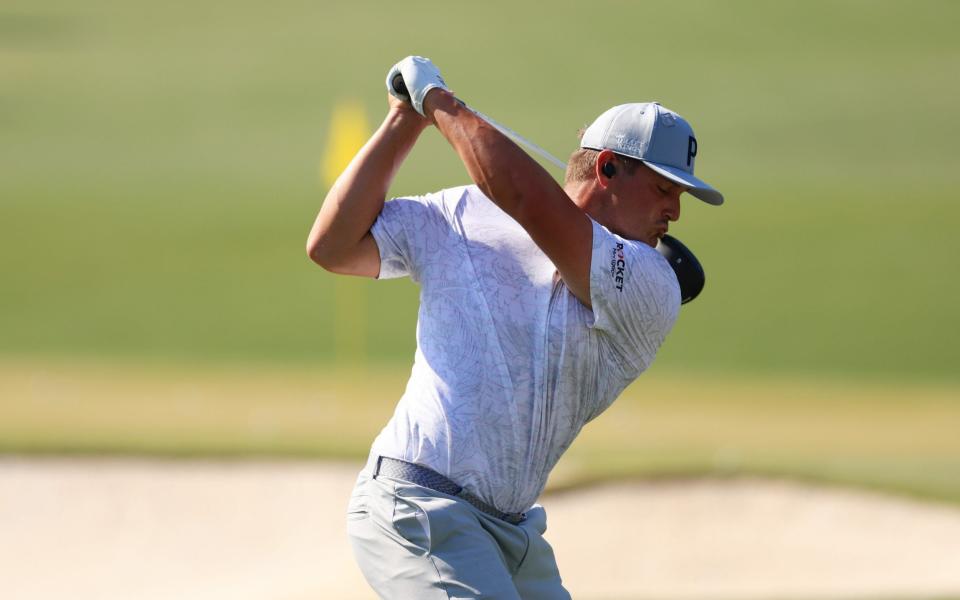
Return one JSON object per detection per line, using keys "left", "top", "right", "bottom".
{"left": 320, "top": 101, "right": 372, "bottom": 188}
{"left": 320, "top": 100, "right": 371, "bottom": 366}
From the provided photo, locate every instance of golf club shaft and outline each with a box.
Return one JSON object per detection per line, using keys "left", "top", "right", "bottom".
{"left": 467, "top": 107, "right": 567, "bottom": 171}
{"left": 392, "top": 77, "right": 566, "bottom": 172}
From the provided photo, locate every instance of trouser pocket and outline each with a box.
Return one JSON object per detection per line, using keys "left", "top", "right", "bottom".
{"left": 391, "top": 493, "right": 432, "bottom": 554}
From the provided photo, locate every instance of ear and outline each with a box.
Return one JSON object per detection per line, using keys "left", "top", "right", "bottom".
{"left": 594, "top": 149, "right": 617, "bottom": 188}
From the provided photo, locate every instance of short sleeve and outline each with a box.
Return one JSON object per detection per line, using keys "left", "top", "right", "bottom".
{"left": 369, "top": 194, "right": 446, "bottom": 282}
{"left": 588, "top": 219, "right": 681, "bottom": 371}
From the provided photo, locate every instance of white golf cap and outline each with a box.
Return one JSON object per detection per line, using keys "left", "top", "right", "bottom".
{"left": 580, "top": 102, "right": 724, "bottom": 205}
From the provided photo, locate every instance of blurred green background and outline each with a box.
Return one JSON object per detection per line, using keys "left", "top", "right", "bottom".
{"left": 2, "top": 1, "right": 958, "bottom": 502}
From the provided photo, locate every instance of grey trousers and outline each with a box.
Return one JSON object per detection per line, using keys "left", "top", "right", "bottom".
{"left": 346, "top": 469, "right": 571, "bottom": 599}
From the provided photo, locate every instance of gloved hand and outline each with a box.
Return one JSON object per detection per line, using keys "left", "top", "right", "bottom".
{"left": 386, "top": 56, "right": 448, "bottom": 116}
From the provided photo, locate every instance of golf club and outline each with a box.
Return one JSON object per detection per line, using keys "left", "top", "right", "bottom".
{"left": 391, "top": 76, "right": 568, "bottom": 171}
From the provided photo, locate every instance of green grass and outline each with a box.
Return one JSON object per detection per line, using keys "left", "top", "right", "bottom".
{"left": 2, "top": 0, "right": 959, "bottom": 380}
{"left": 1, "top": 0, "right": 958, "bottom": 518}
{"left": 3, "top": 359, "right": 959, "bottom": 506}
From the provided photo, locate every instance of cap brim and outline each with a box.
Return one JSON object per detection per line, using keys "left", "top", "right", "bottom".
{"left": 643, "top": 161, "right": 724, "bottom": 206}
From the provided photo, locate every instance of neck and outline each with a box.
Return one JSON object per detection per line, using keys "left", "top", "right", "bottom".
{"left": 564, "top": 179, "right": 606, "bottom": 220}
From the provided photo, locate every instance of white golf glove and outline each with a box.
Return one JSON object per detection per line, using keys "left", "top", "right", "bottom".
{"left": 386, "top": 56, "right": 448, "bottom": 116}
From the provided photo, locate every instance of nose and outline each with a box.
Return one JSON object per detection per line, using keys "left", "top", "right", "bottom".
{"left": 665, "top": 193, "right": 681, "bottom": 222}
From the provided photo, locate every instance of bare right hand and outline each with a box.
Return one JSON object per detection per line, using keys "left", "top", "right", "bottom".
{"left": 387, "top": 93, "right": 430, "bottom": 128}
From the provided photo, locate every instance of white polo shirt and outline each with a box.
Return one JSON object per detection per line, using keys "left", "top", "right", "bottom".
{"left": 369, "top": 185, "right": 679, "bottom": 514}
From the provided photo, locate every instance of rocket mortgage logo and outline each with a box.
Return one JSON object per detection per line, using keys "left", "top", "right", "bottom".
{"left": 609, "top": 243, "right": 626, "bottom": 292}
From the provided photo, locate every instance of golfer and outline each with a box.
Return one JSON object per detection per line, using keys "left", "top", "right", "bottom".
{"left": 307, "top": 56, "right": 723, "bottom": 599}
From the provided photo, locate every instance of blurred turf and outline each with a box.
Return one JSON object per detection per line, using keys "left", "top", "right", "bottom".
{"left": 2, "top": 0, "right": 959, "bottom": 381}
{"left": 3, "top": 359, "right": 959, "bottom": 505}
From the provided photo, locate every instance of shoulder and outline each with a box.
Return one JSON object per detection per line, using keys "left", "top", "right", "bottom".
{"left": 445, "top": 184, "right": 488, "bottom": 208}
{"left": 381, "top": 185, "right": 472, "bottom": 221}
{"left": 589, "top": 219, "right": 681, "bottom": 324}
{"left": 393, "top": 184, "right": 479, "bottom": 215}
{"left": 586, "top": 220, "right": 681, "bottom": 372}
{"left": 595, "top": 221, "right": 678, "bottom": 290}
{"left": 430, "top": 184, "right": 514, "bottom": 226}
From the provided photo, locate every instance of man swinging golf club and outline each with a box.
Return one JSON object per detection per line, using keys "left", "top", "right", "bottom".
{"left": 307, "top": 56, "right": 724, "bottom": 598}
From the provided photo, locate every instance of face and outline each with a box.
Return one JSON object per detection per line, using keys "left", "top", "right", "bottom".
{"left": 603, "top": 157, "right": 685, "bottom": 247}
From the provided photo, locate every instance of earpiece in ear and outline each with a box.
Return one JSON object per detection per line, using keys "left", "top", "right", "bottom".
{"left": 602, "top": 162, "right": 616, "bottom": 178}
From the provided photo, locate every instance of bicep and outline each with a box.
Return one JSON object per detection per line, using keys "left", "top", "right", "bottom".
{"left": 514, "top": 188, "right": 594, "bottom": 307}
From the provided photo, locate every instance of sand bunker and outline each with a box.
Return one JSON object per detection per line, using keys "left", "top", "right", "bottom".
{"left": 2, "top": 458, "right": 959, "bottom": 600}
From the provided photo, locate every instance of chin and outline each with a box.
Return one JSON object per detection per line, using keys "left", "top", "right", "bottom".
{"left": 609, "top": 224, "right": 657, "bottom": 247}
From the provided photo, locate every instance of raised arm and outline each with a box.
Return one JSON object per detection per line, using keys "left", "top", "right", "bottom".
{"left": 412, "top": 72, "right": 594, "bottom": 305}
{"left": 427, "top": 90, "right": 593, "bottom": 301}
{"left": 306, "top": 95, "right": 429, "bottom": 277}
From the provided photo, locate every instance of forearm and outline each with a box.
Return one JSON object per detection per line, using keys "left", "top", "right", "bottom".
{"left": 307, "top": 106, "right": 427, "bottom": 270}
{"left": 423, "top": 90, "right": 559, "bottom": 224}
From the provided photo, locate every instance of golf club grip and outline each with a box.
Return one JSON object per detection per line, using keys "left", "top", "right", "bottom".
{"left": 391, "top": 75, "right": 408, "bottom": 97}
